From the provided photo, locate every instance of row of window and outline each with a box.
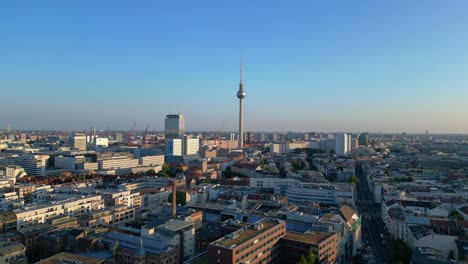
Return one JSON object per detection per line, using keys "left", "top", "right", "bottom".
{"left": 318, "top": 236, "right": 335, "bottom": 250}
{"left": 235, "top": 227, "right": 282, "bottom": 254}
{"left": 235, "top": 232, "right": 285, "bottom": 263}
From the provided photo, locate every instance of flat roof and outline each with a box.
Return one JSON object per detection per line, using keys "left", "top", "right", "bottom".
{"left": 187, "top": 252, "right": 209, "bottom": 264}
{"left": 0, "top": 242, "right": 25, "bottom": 256}
{"left": 283, "top": 231, "right": 334, "bottom": 245}
{"left": 158, "top": 219, "right": 193, "bottom": 231}
{"left": 212, "top": 219, "right": 282, "bottom": 248}
{"left": 36, "top": 252, "right": 104, "bottom": 264}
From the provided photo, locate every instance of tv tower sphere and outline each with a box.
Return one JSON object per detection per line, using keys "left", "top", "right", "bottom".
{"left": 237, "top": 89, "right": 246, "bottom": 99}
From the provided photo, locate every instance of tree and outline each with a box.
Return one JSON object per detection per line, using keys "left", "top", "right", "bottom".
{"left": 175, "top": 166, "right": 184, "bottom": 173}
{"left": 293, "top": 148, "right": 303, "bottom": 154}
{"left": 168, "top": 191, "right": 187, "bottom": 205}
{"left": 291, "top": 159, "right": 300, "bottom": 172}
{"left": 297, "top": 255, "right": 307, "bottom": 264}
{"left": 223, "top": 166, "right": 242, "bottom": 178}
{"left": 305, "top": 251, "right": 316, "bottom": 264}
{"left": 450, "top": 211, "right": 463, "bottom": 220}
{"left": 224, "top": 167, "right": 233, "bottom": 178}
{"left": 347, "top": 176, "right": 359, "bottom": 184}
{"left": 162, "top": 163, "right": 170, "bottom": 173}
{"left": 297, "top": 251, "right": 316, "bottom": 264}
{"left": 146, "top": 169, "right": 157, "bottom": 176}
{"left": 391, "top": 176, "right": 413, "bottom": 182}
{"left": 158, "top": 163, "right": 171, "bottom": 177}
{"left": 157, "top": 171, "right": 168, "bottom": 177}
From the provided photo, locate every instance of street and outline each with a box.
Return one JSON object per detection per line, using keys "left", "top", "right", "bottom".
{"left": 355, "top": 167, "right": 394, "bottom": 264}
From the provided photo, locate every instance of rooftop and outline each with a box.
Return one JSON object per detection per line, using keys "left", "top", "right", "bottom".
{"left": 17, "top": 223, "right": 54, "bottom": 235}
{"left": 409, "top": 226, "right": 432, "bottom": 240}
{"left": 211, "top": 219, "right": 283, "bottom": 248}
{"left": 102, "top": 232, "right": 173, "bottom": 255}
{"left": 283, "top": 231, "right": 334, "bottom": 245}
{"left": 0, "top": 241, "right": 25, "bottom": 256}
{"left": 158, "top": 219, "right": 193, "bottom": 232}
{"left": 36, "top": 252, "right": 104, "bottom": 264}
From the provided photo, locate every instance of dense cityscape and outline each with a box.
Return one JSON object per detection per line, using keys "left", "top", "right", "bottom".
{"left": 1, "top": 99, "right": 468, "bottom": 264}
{"left": 2, "top": 1, "right": 468, "bottom": 264}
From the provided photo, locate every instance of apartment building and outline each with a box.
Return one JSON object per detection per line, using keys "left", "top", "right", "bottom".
{"left": 101, "top": 190, "right": 141, "bottom": 208}
{"left": 280, "top": 232, "right": 338, "bottom": 264}
{"left": 208, "top": 219, "right": 286, "bottom": 264}
{"left": 0, "top": 241, "right": 27, "bottom": 264}
{"left": 14, "top": 195, "right": 103, "bottom": 229}
{"left": 139, "top": 155, "right": 165, "bottom": 166}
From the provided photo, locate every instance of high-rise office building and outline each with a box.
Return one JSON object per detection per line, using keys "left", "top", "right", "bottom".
{"left": 165, "top": 114, "right": 185, "bottom": 139}
{"left": 347, "top": 134, "right": 352, "bottom": 153}
{"left": 358, "top": 132, "right": 369, "bottom": 146}
{"left": 272, "top": 133, "right": 278, "bottom": 142}
{"left": 72, "top": 133, "right": 87, "bottom": 151}
{"left": 259, "top": 133, "right": 266, "bottom": 142}
{"left": 246, "top": 132, "right": 253, "bottom": 145}
{"left": 335, "top": 133, "right": 351, "bottom": 155}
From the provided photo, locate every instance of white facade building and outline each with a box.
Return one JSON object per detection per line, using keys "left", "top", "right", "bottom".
{"left": 93, "top": 137, "right": 109, "bottom": 148}
{"left": 101, "top": 190, "right": 141, "bottom": 208}
{"left": 98, "top": 156, "right": 139, "bottom": 170}
{"left": 12, "top": 154, "right": 49, "bottom": 176}
{"left": 184, "top": 136, "right": 199, "bottom": 155}
{"left": 72, "top": 133, "right": 87, "bottom": 151}
{"left": 166, "top": 138, "right": 183, "bottom": 156}
{"left": 14, "top": 195, "right": 104, "bottom": 229}
{"left": 335, "top": 133, "right": 351, "bottom": 156}
{"left": 5, "top": 165, "right": 27, "bottom": 179}
{"left": 139, "top": 155, "right": 165, "bottom": 166}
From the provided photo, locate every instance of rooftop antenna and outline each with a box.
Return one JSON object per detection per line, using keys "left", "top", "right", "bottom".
{"left": 240, "top": 50, "right": 243, "bottom": 84}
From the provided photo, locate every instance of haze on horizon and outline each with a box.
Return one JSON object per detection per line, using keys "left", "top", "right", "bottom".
{"left": 1, "top": 1, "right": 467, "bottom": 134}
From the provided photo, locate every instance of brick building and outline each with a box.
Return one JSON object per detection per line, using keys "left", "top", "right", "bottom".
{"left": 280, "top": 232, "right": 338, "bottom": 264}
{"left": 208, "top": 219, "right": 286, "bottom": 264}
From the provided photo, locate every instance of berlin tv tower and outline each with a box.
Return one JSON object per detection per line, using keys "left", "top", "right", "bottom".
{"left": 237, "top": 53, "right": 246, "bottom": 149}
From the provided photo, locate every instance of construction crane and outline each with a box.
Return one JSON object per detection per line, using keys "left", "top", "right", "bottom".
{"left": 142, "top": 123, "right": 150, "bottom": 148}
{"left": 127, "top": 122, "right": 136, "bottom": 147}
{"left": 151, "top": 128, "right": 156, "bottom": 144}
{"left": 218, "top": 120, "right": 225, "bottom": 148}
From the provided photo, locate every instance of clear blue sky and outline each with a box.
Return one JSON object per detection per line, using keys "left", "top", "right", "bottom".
{"left": 1, "top": 0, "right": 467, "bottom": 133}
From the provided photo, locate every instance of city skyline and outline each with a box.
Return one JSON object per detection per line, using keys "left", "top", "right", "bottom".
{"left": 1, "top": 1, "right": 468, "bottom": 133}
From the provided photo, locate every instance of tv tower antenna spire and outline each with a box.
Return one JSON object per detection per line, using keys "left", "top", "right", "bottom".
{"left": 237, "top": 51, "right": 246, "bottom": 149}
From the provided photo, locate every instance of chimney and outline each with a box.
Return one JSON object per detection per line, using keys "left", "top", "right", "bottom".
{"left": 172, "top": 180, "right": 177, "bottom": 219}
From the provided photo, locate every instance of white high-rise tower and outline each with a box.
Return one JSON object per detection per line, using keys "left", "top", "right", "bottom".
{"left": 237, "top": 53, "right": 246, "bottom": 149}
